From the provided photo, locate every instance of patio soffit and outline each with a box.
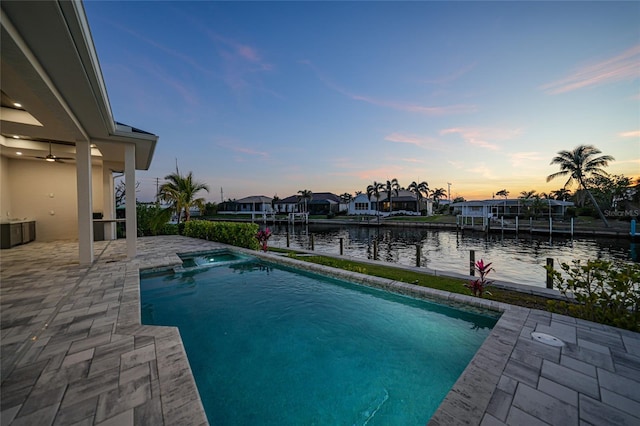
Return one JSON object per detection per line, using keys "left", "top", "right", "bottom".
{"left": 0, "top": 0, "right": 157, "bottom": 170}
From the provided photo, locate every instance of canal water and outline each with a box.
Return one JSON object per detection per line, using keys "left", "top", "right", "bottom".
{"left": 264, "top": 223, "right": 637, "bottom": 288}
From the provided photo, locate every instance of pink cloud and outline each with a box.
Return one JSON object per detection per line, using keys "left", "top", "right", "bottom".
{"left": 619, "top": 130, "right": 640, "bottom": 138}
{"left": 422, "top": 62, "right": 477, "bottom": 85}
{"left": 508, "top": 152, "right": 545, "bottom": 168}
{"left": 301, "top": 60, "right": 476, "bottom": 116}
{"left": 541, "top": 44, "right": 640, "bottom": 94}
{"left": 217, "top": 140, "right": 269, "bottom": 159}
{"left": 440, "top": 127, "right": 521, "bottom": 150}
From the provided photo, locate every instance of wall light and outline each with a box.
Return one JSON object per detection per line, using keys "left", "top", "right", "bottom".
{"left": 13, "top": 102, "right": 22, "bottom": 108}
{"left": 16, "top": 151, "right": 22, "bottom": 155}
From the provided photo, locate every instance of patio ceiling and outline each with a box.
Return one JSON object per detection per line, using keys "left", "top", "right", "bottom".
{"left": 0, "top": 0, "right": 157, "bottom": 170}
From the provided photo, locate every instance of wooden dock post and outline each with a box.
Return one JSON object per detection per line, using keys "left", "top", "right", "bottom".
{"left": 339, "top": 238, "right": 344, "bottom": 255}
{"left": 310, "top": 234, "right": 314, "bottom": 251}
{"left": 416, "top": 244, "right": 421, "bottom": 267}
{"left": 470, "top": 250, "right": 475, "bottom": 276}
{"left": 286, "top": 230, "right": 290, "bottom": 248}
{"left": 373, "top": 240, "right": 378, "bottom": 260}
{"left": 546, "top": 258, "right": 554, "bottom": 289}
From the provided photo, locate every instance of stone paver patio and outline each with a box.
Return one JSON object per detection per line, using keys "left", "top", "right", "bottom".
{"left": 1, "top": 235, "right": 639, "bottom": 425}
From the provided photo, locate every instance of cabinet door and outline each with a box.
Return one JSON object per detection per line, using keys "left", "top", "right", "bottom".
{"left": 22, "top": 222, "right": 31, "bottom": 243}
{"left": 10, "top": 223, "right": 22, "bottom": 246}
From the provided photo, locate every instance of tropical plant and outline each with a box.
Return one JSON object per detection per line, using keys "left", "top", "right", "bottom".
{"left": 297, "top": 189, "right": 313, "bottom": 213}
{"left": 546, "top": 259, "right": 640, "bottom": 331}
{"left": 550, "top": 188, "right": 572, "bottom": 201}
{"left": 340, "top": 193, "right": 353, "bottom": 205}
{"left": 408, "top": 181, "right": 429, "bottom": 213}
{"left": 547, "top": 145, "right": 614, "bottom": 227}
{"left": 136, "top": 203, "right": 173, "bottom": 236}
{"left": 431, "top": 188, "right": 447, "bottom": 210}
{"left": 496, "top": 189, "right": 509, "bottom": 199}
{"left": 384, "top": 178, "right": 400, "bottom": 212}
{"left": 366, "top": 181, "right": 384, "bottom": 215}
{"left": 465, "top": 259, "right": 494, "bottom": 297}
{"left": 255, "top": 228, "right": 272, "bottom": 252}
{"left": 158, "top": 169, "right": 210, "bottom": 223}
{"left": 271, "top": 195, "right": 280, "bottom": 212}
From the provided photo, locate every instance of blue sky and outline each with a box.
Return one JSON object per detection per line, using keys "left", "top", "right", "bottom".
{"left": 84, "top": 1, "right": 639, "bottom": 203}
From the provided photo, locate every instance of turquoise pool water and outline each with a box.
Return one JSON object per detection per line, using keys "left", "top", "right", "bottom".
{"left": 141, "top": 258, "right": 497, "bottom": 425}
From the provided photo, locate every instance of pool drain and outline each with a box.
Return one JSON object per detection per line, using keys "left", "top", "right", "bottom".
{"left": 531, "top": 332, "right": 564, "bottom": 347}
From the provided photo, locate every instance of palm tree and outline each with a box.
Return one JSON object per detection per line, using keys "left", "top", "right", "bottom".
{"left": 366, "top": 181, "right": 384, "bottom": 216}
{"left": 547, "top": 145, "right": 614, "bottom": 226}
{"left": 519, "top": 190, "right": 538, "bottom": 218}
{"left": 271, "top": 195, "right": 280, "bottom": 213}
{"left": 339, "top": 193, "right": 352, "bottom": 211}
{"left": 431, "top": 188, "right": 447, "bottom": 211}
{"left": 550, "top": 188, "right": 572, "bottom": 201}
{"left": 384, "top": 178, "right": 400, "bottom": 212}
{"left": 496, "top": 189, "right": 509, "bottom": 199}
{"left": 408, "top": 181, "right": 429, "bottom": 213}
{"left": 158, "top": 169, "right": 210, "bottom": 223}
{"left": 297, "top": 189, "right": 313, "bottom": 213}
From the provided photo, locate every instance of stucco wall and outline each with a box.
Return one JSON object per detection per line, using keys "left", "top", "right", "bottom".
{"left": 3, "top": 157, "right": 105, "bottom": 242}
{"left": 0, "top": 155, "right": 11, "bottom": 220}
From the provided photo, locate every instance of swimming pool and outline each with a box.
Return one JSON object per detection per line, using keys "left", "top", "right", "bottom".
{"left": 141, "top": 256, "right": 497, "bottom": 425}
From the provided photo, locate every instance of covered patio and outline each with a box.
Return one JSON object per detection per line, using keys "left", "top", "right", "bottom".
{"left": 1, "top": 0, "right": 157, "bottom": 265}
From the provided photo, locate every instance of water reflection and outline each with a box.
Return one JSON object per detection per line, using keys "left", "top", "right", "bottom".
{"left": 265, "top": 223, "right": 636, "bottom": 288}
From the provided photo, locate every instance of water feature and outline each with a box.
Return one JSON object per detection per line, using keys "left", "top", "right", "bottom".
{"left": 141, "top": 257, "right": 496, "bottom": 425}
{"left": 264, "top": 223, "right": 637, "bottom": 287}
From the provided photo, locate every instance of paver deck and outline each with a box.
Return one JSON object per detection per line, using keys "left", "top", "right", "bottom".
{"left": 1, "top": 235, "right": 639, "bottom": 425}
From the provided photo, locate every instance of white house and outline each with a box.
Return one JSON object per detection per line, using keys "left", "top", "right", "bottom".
{"left": 451, "top": 199, "right": 574, "bottom": 219}
{"left": 220, "top": 196, "right": 274, "bottom": 215}
{"left": 1, "top": 1, "right": 158, "bottom": 264}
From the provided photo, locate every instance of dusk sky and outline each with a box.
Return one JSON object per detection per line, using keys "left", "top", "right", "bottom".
{"left": 84, "top": 1, "right": 640, "bottom": 203}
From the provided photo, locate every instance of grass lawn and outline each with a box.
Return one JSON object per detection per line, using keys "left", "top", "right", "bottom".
{"left": 269, "top": 247, "right": 550, "bottom": 311}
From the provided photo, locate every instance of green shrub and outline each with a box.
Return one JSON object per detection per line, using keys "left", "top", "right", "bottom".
{"left": 184, "top": 220, "right": 260, "bottom": 250}
{"left": 546, "top": 259, "right": 640, "bottom": 331}
{"left": 137, "top": 204, "right": 172, "bottom": 236}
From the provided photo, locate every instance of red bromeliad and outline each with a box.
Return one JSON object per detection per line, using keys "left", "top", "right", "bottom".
{"left": 465, "top": 259, "right": 494, "bottom": 297}
{"left": 255, "top": 228, "right": 272, "bottom": 252}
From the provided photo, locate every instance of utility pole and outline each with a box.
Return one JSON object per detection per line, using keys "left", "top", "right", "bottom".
{"left": 220, "top": 187, "right": 224, "bottom": 203}
{"left": 155, "top": 177, "right": 160, "bottom": 205}
{"left": 447, "top": 182, "right": 452, "bottom": 201}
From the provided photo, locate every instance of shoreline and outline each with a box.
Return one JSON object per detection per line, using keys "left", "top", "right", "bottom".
{"left": 204, "top": 216, "right": 638, "bottom": 239}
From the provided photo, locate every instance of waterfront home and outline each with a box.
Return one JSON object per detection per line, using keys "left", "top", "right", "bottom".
{"left": 348, "top": 191, "right": 432, "bottom": 216}
{"left": 219, "top": 195, "right": 274, "bottom": 215}
{"left": 452, "top": 199, "right": 574, "bottom": 220}
{"left": 274, "top": 192, "right": 341, "bottom": 214}
{"left": 0, "top": 0, "right": 157, "bottom": 263}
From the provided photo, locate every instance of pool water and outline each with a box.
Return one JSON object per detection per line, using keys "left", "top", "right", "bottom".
{"left": 141, "top": 258, "right": 497, "bottom": 425}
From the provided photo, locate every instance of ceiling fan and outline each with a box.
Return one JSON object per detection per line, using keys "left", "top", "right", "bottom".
{"left": 33, "top": 142, "right": 74, "bottom": 163}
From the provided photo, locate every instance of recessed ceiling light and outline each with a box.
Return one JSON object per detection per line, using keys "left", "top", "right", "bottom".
{"left": 13, "top": 135, "right": 20, "bottom": 139}
{"left": 16, "top": 151, "right": 22, "bottom": 155}
{"left": 13, "top": 102, "right": 22, "bottom": 108}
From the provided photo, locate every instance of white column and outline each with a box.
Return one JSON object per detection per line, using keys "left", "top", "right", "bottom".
{"left": 76, "top": 141, "right": 94, "bottom": 265}
{"left": 102, "top": 163, "right": 116, "bottom": 240}
{"left": 125, "top": 144, "right": 136, "bottom": 258}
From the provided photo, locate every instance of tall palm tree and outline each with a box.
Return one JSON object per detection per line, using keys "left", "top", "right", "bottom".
{"left": 431, "top": 188, "right": 447, "bottom": 210}
{"left": 271, "top": 195, "right": 280, "bottom": 213}
{"left": 547, "top": 145, "right": 614, "bottom": 226}
{"left": 158, "top": 169, "right": 210, "bottom": 223}
{"left": 384, "top": 178, "right": 400, "bottom": 212}
{"left": 496, "top": 189, "right": 509, "bottom": 199}
{"left": 366, "top": 181, "right": 384, "bottom": 216}
{"left": 297, "top": 189, "right": 313, "bottom": 213}
{"left": 408, "top": 181, "right": 429, "bottom": 213}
